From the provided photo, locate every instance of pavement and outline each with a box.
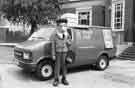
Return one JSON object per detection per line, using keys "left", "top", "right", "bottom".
{"left": 105, "top": 60, "right": 135, "bottom": 86}
{"left": 0, "top": 60, "right": 135, "bottom": 88}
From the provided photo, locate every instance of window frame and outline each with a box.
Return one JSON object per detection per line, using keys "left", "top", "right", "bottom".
{"left": 76, "top": 7, "right": 92, "bottom": 26}
{"left": 111, "top": 0, "right": 125, "bottom": 31}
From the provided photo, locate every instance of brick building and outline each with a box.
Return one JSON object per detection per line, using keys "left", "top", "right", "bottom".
{"left": 60, "top": 0, "right": 135, "bottom": 45}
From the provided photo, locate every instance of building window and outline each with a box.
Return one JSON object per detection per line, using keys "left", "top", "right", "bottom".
{"left": 77, "top": 8, "right": 92, "bottom": 26}
{"left": 114, "top": 3, "right": 123, "bottom": 29}
{"left": 112, "top": 0, "right": 125, "bottom": 31}
{"left": 78, "top": 12, "right": 90, "bottom": 25}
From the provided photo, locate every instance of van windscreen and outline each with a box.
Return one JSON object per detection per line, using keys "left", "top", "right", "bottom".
{"left": 28, "top": 27, "right": 55, "bottom": 41}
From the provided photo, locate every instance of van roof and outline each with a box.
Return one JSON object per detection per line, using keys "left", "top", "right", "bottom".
{"left": 69, "top": 25, "right": 111, "bottom": 30}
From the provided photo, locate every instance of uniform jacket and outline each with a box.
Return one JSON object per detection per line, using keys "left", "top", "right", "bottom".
{"left": 50, "top": 29, "right": 72, "bottom": 56}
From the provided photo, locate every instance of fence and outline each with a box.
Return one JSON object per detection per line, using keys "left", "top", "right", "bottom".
{"left": 0, "top": 25, "right": 30, "bottom": 43}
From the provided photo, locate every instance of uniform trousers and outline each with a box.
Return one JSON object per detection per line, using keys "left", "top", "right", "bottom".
{"left": 54, "top": 52, "right": 67, "bottom": 80}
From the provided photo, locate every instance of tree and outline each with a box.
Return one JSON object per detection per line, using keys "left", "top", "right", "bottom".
{"left": 0, "top": 0, "right": 60, "bottom": 35}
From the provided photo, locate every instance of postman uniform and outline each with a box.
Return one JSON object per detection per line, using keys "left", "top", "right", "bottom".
{"left": 51, "top": 29, "right": 71, "bottom": 81}
{"left": 50, "top": 20, "right": 72, "bottom": 87}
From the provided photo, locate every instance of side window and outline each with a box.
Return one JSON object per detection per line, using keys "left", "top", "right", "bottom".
{"left": 76, "top": 29, "right": 93, "bottom": 40}
{"left": 81, "top": 30, "right": 93, "bottom": 40}
{"left": 76, "top": 29, "right": 94, "bottom": 46}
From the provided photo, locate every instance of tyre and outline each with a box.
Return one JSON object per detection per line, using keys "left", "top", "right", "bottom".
{"left": 96, "top": 55, "right": 109, "bottom": 70}
{"left": 36, "top": 60, "right": 54, "bottom": 81}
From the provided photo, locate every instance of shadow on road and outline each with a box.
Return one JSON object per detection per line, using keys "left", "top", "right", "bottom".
{"left": 6, "top": 64, "right": 101, "bottom": 82}
{"left": 68, "top": 64, "right": 98, "bottom": 74}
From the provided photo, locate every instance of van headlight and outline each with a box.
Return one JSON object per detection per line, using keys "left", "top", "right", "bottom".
{"left": 23, "top": 52, "right": 31, "bottom": 59}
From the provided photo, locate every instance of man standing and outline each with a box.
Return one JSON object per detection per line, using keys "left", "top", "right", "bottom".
{"left": 51, "top": 18, "right": 71, "bottom": 87}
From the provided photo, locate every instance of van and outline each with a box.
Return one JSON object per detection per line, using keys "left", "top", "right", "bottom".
{"left": 14, "top": 25, "right": 116, "bottom": 80}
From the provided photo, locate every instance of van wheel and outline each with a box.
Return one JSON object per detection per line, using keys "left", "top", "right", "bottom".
{"left": 96, "top": 55, "right": 109, "bottom": 70}
{"left": 36, "top": 60, "right": 54, "bottom": 81}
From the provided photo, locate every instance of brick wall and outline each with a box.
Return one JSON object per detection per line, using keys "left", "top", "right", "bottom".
{"left": 124, "top": 0, "right": 134, "bottom": 42}
{"left": 92, "top": 6, "right": 105, "bottom": 26}
{"left": 105, "top": 0, "right": 111, "bottom": 27}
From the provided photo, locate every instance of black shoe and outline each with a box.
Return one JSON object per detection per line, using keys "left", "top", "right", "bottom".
{"left": 53, "top": 80, "right": 59, "bottom": 87}
{"left": 61, "top": 78, "right": 69, "bottom": 85}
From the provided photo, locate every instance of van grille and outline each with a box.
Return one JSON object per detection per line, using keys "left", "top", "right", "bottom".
{"left": 14, "top": 49, "right": 33, "bottom": 63}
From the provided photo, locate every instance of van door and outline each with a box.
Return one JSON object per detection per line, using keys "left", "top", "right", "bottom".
{"left": 74, "top": 29, "right": 104, "bottom": 65}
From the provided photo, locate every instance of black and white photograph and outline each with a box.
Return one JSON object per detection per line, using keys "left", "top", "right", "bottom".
{"left": 0, "top": 0, "right": 135, "bottom": 88}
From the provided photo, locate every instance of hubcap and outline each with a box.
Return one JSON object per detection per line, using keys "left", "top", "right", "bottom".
{"left": 41, "top": 65, "right": 53, "bottom": 77}
{"left": 99, "top": 59, "right": 106, "bottom": 69}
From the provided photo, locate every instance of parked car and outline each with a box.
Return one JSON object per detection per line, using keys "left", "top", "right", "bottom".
{"left": 14, "top": 25, "right": 116, "bottom": 80}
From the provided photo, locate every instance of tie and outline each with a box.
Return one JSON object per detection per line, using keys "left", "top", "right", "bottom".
{"left": 63, "top": 33, "right": 65, "bottom": 39}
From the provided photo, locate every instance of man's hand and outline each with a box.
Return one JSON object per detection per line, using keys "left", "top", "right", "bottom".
{"left": 52, "top": 56, "right": 56, "bottom": 60}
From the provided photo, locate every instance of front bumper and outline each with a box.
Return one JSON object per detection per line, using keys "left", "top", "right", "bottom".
{"left": 17, "top": 60, "right": 37, "bottom": 72}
